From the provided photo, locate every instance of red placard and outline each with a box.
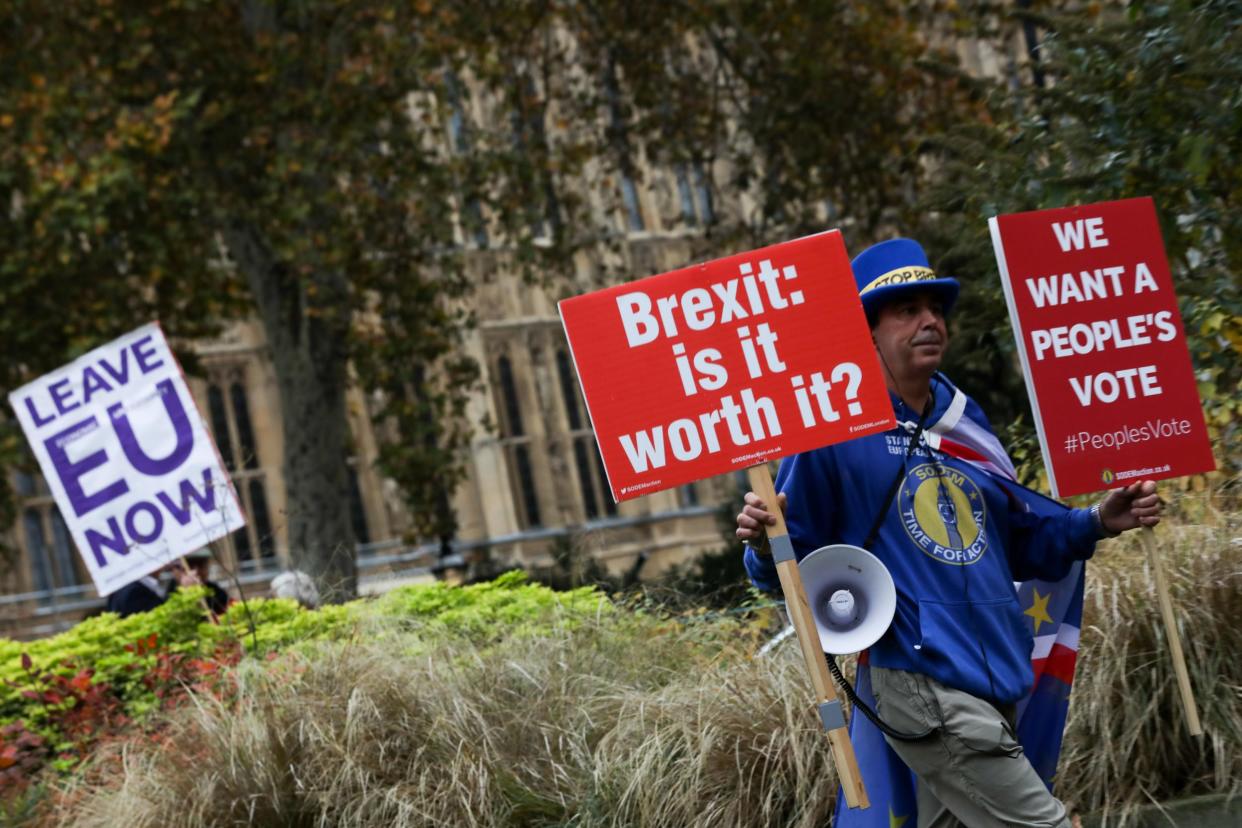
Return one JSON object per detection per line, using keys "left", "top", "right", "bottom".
{"left": 559, "top": 230, "right": 894, "bottom": 502}
{"left": 990, "top": 197, "right": 1215, "bottom": 499}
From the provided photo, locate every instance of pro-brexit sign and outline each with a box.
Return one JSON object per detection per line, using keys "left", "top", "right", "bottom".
{"left": 559, "top": 230, "right": 894, "bottom": 501}
{"left": 8, "top": 323, "right": 244, "bottom": 596}
{"left": 989, "top": 197, "right": 1216, "bottom": 498}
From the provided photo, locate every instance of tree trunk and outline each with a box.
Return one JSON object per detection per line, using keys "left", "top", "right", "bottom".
{"left": 223, "top": 222, "right": 357, "bottom": 601}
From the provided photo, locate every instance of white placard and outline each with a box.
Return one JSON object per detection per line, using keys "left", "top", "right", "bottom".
{"left": 8, "top": 323, "right": 245, "bottom": 595}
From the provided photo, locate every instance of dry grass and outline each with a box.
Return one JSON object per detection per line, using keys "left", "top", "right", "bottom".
{"left": 1058, "top": 509, "right": 1242, "bottom": 823}
{"left": 44, "top": 612, "right": 840, "bottom": 828}
{"left": 35, "top": 497, "right": 1242, "bottom": 828}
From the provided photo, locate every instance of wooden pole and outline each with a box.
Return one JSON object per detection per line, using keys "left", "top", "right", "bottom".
{"left": 1139, "top": 525, "right": 1202, "bottom": 736}
{"left": 748, "top": 465, "right": 869, "bottom": 810}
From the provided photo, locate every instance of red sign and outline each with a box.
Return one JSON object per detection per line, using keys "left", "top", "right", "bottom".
{"left": 559, "top": 231, "right": 894, "bottom": 501}
{"left": 989, "top": 197, "right": 1215, "bottom": 498}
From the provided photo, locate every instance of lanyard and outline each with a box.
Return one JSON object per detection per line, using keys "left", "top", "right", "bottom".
{"left": 862, "top": 398, "right": 931, "bottom": 552}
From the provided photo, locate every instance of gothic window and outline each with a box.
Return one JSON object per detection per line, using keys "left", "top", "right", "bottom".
{"left": 497, "top": 356, "right": 525, "bottom": 437}
{"left": 678, "top": 483, "right": 699, "bottom": 508}
{"left": 207, "top": 385, "right": 235, "bottom": 470}
{"left": 496, "top": 354, "right": 541, "bottom": 528}
{"left": 447, "top": 73, "right": 489, "bottom": 249}
{"left": 231, "top": 382, "right": 259, "bottom": 469}
{"left": 14, "top": 469, "right": 84, "bottom": 600}
{"left": 620, "top": 172, "right": 646, "bottom": 234}
{"left": 555, "top": 348, "right": 616, "bottom": 521}
{"left": 676, "top": 163, "right": 714, "bottom": 227}
{"left": 205, "top": 367, "right": 276, "bottom": 571}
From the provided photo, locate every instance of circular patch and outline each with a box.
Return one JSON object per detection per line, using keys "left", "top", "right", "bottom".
{"left": 899, "top": 463, "right": 988, "bottom": 565}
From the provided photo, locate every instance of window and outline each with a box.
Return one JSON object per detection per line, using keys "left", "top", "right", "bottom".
{"left": 620, "top": 172, "right": 646, "bottom": 233}
{"left": 676, "top": 163, "right": 714, "bottom": 227}
{"left": 603, "top": 58, "right": 646, "bottom": 235}
{"left": 496, "top": 355, "right": 541, "bottom": 528}
{"left": 678, "top": 483, "right": 699, "bottom": 508}
{"left": 555, "top": 349, "right": 616, "bottom": 520}
{"left": 509, "top": 72, "right": 558, "bottom": 244}
{"left": 447, "top": 74, "right": 489, "bottom": 249}
{"left": 14, "top": 470, "right": 83, "bottom": 600}
{"left": 205, "top": 369, "right": 276, "bottom": 571}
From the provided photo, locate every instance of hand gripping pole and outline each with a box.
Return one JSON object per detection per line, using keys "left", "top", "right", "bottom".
{"left": 748, "top": 465, "right": 869, "bottom": 810}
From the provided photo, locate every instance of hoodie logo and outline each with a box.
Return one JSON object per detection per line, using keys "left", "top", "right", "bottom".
{"left": 899, "top": 463, "right": 988, "bottom": 565}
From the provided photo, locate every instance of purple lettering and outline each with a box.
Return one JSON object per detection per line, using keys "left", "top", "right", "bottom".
{"left": 109, "top": 380, "right": 193, "bottom": 476}
{"left": 132, "top": 335, "right": 164, "bottom": 374}
{"left": 85, "top": 516, "right": 129, "bottom": 567}
{"left": 80, "top": 366, "right": 113, "bottom": 405}
{"left": 156, "top": 468, "right": 218, "bottom": 525}
{"left": 22, "top": 395, "right": 55, "bottom": 428}
{"left": 99, "top": 349, "right": 131, "bottom": 385}
{"left": 49, "top": 379, "right": 80, "bottom": 416}
{"left": 124, "top": 501, "right": 164, "bottom": 543}
{"left": 43, "top": 417, "right": 129, "bottom": 516}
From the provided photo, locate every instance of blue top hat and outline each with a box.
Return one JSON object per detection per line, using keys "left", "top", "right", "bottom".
{"left": 851, "top": 238, "right": 959, "bottom": 320}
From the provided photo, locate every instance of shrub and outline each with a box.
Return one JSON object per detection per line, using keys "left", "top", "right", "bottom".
{"left": 0, "top": 571, "right": 612, "bottom": 799}
{"left": 11, "top": 524, "right": 1242, "bottom": 826}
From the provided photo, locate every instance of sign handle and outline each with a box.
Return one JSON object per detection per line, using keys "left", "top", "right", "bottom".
{"left": 748, "top": 465, "right": 869, "bottom": 810}
{"left": 1139, "top": 525, "right": 1202, "bottom": 736}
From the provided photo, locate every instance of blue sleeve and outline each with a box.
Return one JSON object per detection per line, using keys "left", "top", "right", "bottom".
{"left": 743, "top": 449, "right": 839, "bottom": 595}
{"left": 743, "top": 544, "right": 782, "bottom": 593}
{"left": 1006, "top": 499, "right": 1099, "bottom": 583}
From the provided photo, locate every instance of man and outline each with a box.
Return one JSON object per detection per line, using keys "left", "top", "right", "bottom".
{"left": 736, "top": 238, "right": 1161, "bottom": 827}
{"left": 105, "top": 548, "right": 229, "bottom": 617}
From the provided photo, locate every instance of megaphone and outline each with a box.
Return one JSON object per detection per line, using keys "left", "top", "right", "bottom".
{"left": 798, "top": 544, "right": 897, "bottom": 655}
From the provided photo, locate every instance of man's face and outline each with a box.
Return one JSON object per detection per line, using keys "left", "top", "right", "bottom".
{"left": 870, "top": 291, "right": 949, "bottom": 376}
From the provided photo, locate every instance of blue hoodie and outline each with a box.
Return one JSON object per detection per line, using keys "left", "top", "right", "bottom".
{"left": 744, "top": 375, "right": 1099, "bottom": 704}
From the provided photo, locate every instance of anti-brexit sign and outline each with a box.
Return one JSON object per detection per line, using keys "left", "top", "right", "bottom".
{"left": 8, "top": 323, "right": 244, "bottom": 596}
{"left": 989, "top": 198, "right": 1216, "bottom": 498}
{"left": 559, "top": 230, "right": 894, "bottom": 501}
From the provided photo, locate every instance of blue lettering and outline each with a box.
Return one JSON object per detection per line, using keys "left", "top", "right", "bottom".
{"left": 22, "top": 395, "right": 55, "bottom": 428}
{"left": 132, "top": 334, "right": 164, "bottom": 374}
{"left": 99, "top": 348, "right": 131, "bottom": 385}
{"left": 85, "top": 516, "right": 129, "bottom": 567}
{"left": 49, "top": 379, "right": 80, "bottom": 416}
{"left": 43, "top": 417, "right": 129, "bottom": 516}
{"left": 109, "top": 380, "right": 193, "bottom": 476}
{"left": 80, "top": 366, "right": 113, "bottom": 405}
{"left": 156, "top": 469, "right": 218, "bottom": 525}
{"left": 124, "top": 501, "right": 164, "bottom": 543}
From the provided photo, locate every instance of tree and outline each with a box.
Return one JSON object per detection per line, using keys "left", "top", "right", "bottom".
{"left": 2, "top": 2, "right": 487, "bottom": 600}
{"left": 1, "top": 1, "right": 978, "bottom": 598}
{"left": 918, "top": 0, "right": 1242, "bottom": 479}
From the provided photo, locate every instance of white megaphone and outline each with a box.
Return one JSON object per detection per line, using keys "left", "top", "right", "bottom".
{"left": 798, "top": 544, "right": 897, "bottom": 655}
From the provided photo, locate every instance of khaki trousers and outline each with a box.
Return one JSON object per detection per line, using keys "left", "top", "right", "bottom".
{"left": 870, "top": 666, "right": 1071, "bottom": 828}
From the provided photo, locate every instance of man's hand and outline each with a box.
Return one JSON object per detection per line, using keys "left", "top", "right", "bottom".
{"left": 1099, "top": 480, "right": 1162, "bottom": 534}
{"left": 736, "top": 491, "right": 788, "bottom": 555}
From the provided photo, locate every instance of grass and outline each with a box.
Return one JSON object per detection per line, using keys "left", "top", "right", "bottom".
{"left": 44, "top": 609, "right": 842, "bottom": 827}
{"left": 20, "top": 494, "right": 1242, "bottom": 827}
{"left": 1057, "top": 514, "right": 1242, "bottom": 821}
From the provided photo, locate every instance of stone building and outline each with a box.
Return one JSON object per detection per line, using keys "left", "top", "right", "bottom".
{"left": 0, "top": 23, "right": 1030, "bottom": 638}
{"left": 0, "top": 171, "right": 737, "bottom": 640}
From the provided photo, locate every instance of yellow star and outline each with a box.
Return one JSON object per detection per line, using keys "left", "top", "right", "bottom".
{"left": 889, "top": 806, "right": 909, "bottom": 828}
{"left": 1025, "top": 588, "right": 1053, "bottom": 634}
